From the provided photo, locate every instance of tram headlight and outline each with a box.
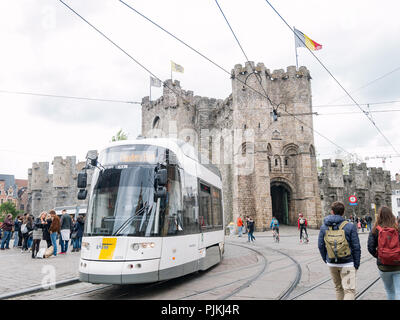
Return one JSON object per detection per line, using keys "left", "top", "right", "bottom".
{"left": 141, "top": 242, "right": 155, "bottom": 248}
{"left": 131, "top": 243, "right": 140, "bottom": 251}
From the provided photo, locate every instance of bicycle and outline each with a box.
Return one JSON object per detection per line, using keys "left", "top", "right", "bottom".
{"left": 272, "top": 229, "right": 280, "bottom": 243}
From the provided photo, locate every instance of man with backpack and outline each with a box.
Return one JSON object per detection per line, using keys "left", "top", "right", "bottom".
{"left": 318, "top": 201, "right": 361, "bottom": 300}
{"left": 298, "top": 213, "right": 308, "bottom": 243}
{"left": 367, "top": 206, "right": 400, "bottom": 300}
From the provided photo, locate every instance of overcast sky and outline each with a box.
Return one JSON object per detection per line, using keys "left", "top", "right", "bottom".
{"left": 1, "top": 0, "right": 399, "bottom": 179}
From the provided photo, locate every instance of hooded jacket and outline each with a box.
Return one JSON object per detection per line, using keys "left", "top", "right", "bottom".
{"left": 318, "top": 214, "right": 361, "bottom": 269}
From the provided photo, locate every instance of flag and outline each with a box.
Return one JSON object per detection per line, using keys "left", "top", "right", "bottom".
{"left": 171, "top": 61, "right": 184, "bottom": 73}
{"left": 150, "top": 76, "right": 162, "bottom": 87}
{"left": 294, "top": 28, "right": 322, "bottom": 51}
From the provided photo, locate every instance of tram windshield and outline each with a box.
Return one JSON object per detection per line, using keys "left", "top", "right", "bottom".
{"left": 85, "top": 165, "right": 160, "bottom": 237}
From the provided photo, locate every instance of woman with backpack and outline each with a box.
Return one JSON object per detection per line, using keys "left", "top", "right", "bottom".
{"left": 367, "top": 206, "right": 400, "bottom": 300}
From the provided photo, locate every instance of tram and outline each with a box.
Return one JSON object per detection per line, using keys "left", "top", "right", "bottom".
{"left": 77, "top": 138, "right": 225, "bottom": 284}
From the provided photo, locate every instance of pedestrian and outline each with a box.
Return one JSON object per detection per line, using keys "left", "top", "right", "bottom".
{"left": 42, "top": 213, "right": 52, "bottom": 248}
{"left": 247, "top": 216, "right": 255, "bottom": 243}
{"left": 270, "top": 216, "right": 280, "bottom": 241}
{"left": 72, "top": 215, "right": 84, "bottom": 252}
{"left": 298, "top": 213, "right": 309, "bottom": 243}
{"left": 27, "top": 214, "right": 34, "bottom": 250}
{"left": 318, "top": 201, "right": 361, "bottom": 300}
{"left": 237, "top": 215, "right": 244, "bottom": 237}
{"left": 367, "top": 206, "right": 400, "bottom": 300}
{"left": 59, "top": 209, "right": 72, "bottom": 254}
{"left": 13, "top": 215, "right": 22, "bottom": 248}
{"left": 0, "top": 214, "right": 14, "bottom": 250}
{"left": 360, "top": 217, "right": 366, "bottom": 233}
{"left": 366, "top": 215, "right": 373, "bottom": 231}
{"left": 49, "top": 210, "right": 61, "bottom": 257}
{"left": 21, "top": 215, "right": 33, "bottom": 252}
{"left": 31, "top": 212, "right": 46, "bottom": 258}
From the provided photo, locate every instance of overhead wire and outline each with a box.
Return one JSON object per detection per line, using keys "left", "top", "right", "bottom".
{"left": 0, "top": 89, "right": 140, "bottom": 104}
{"left": 117, "top": 0, "right": 358, "bottom": 159}
{"left": 263, "top": 0, "right": 400, "bottom": 156}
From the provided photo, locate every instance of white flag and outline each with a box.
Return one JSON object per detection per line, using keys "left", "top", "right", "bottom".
{"left": 150, "top": 76, "right": 162, "bottom": 87}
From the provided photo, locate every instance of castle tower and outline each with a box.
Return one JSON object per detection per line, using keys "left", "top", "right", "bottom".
{"left": 140, "top": 62, "right": 323, "bottom": 229}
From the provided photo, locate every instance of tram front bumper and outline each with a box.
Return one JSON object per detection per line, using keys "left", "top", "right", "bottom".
{"left": 79, "top": 258, "right": 160, "bottom": 284}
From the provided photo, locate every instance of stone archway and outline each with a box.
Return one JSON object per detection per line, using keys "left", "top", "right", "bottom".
{"left": 270, "top": 180, "right": 293, "bottom": 225}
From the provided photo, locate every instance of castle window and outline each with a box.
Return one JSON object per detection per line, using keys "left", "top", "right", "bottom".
{"left": 284, "top": 157, "right": 289, "bottom": 167}
{"left": 152, "top": 116, "right": 160, "bottom": 129}
{"left": 275, "top": 159, "right": 278, "bottom": 166}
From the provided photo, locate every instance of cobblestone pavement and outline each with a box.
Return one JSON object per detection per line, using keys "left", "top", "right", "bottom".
{"left": 0, "top": 241, "right": 80, "bottom": 294}
{"left": 0, "top": 226, "right": 388, "bottom": 300}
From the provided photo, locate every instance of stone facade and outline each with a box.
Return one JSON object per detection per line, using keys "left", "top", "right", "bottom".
{"left": 391, "top": 173, "right": 400, "bottom": 217}
{"left": 319, "top": 159, "right": 392, "bottom": 220}
{"left": 141, "top": 61, "right": 322, "bottom": 230}
{"left": 27, "top": 155, "right": 95, "bottom": 217}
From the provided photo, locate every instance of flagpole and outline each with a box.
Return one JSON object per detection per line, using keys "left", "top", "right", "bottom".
{"left": 294, "top": 26, "right": 299, "bottom": 69}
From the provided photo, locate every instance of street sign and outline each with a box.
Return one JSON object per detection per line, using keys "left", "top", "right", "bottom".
{"left": 349, "top": 195, "right": 358, "bottom": 206}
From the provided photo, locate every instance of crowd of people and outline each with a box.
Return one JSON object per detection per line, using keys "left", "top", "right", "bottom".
{"left": 0, "top": 209, "right": 85, "bottom": 258}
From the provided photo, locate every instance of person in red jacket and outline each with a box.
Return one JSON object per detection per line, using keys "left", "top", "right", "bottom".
{"left": 298, "top": 213, "right": 309, "bottom": 243}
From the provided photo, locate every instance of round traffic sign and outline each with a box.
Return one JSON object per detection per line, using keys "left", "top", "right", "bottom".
{"left": 349, "top": 195, "right": 357, "bottom": 203}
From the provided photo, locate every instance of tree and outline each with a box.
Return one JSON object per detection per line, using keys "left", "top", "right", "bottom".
{"left": 111, "top": 129, "right": 128, "bottom": 142}
{"left": 0, "top": 202, "right": 18, "bottom": 220}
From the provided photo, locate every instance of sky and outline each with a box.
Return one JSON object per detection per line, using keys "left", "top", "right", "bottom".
{"left": 0, "top": 0, "right": 399, "bottom": 179}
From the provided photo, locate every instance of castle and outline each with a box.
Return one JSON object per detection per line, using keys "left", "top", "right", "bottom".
{"left": 141, "top": 62, "right": 322, "bottom": 230}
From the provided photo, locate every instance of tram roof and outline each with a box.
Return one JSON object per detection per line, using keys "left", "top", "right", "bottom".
{"left": 100, "top": 138, "right": 221, "bottom": 179}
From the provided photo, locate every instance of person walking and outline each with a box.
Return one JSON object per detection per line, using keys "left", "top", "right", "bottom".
{"left": 72, "top": 215, "right": 85, "bottom": 252}
{"left": 366, "top": 215, "right": 373, "bottom": 231}
{"left": 367, "top": 206, "right": 400, "bottom": 300}
{"left": 42, "top": 213, "right": 52, "bottom": 248}
{"left": 247, "top": 216, "right": 255, "bottom": 243}
{"left": 13, "top": 216, "right": 22, "bottom": 248}
{"left": 59, "top": 210, "right": 72, "bottom": 254}
{"left": 1, "top": 214, "right": 14, "bottom": 250}
{"left": 360, "top": 217, "right": 366, "bottom": 233}
{"left": 318, "top": 201, "right": 361, "bottom": 300}
{"left": 298, "top": 213, "right": 309, "bottom": 243}
{"left": 31, "top": 212, "right": 46, "bottom": 258}
{"left": 237, "top": 216, "right": 244, "bottom": 237}
{"left": 49, "top": 210, "right": 61, "bottom": 257}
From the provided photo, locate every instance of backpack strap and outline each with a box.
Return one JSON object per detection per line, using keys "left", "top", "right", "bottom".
{"left": 376, "top": 225, "right": 382, "bottom": 232}
{"left": 338, "top": 221, "right": 348, "bottom": 230}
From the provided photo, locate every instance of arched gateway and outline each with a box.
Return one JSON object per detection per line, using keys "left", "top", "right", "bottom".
{"left": 270, "top": 180, "right": 293, "bottom": 226}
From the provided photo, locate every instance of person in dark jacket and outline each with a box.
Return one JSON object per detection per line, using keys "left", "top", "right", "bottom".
{"left": 13, "top": 216, "right": 22, "bottom": 248}
{"left": 21, "top": 215, "right": 33, "bottom": 252}
{"left": 367, "top": 206, "right": 400, "bottom": 300}
{"left": 318, "top": 201, "right": 361, "bottom": 300}
{"left": 247, "top": 216, "right": 255, "bottom": 243}
{"left": 42, "top": 213, "right": 52, "bottom": 248}
{"left": 72, "top": 215, "right": 85, "bottom": 252}
{"left": 1, "top": 214, "right": 14, "bottom": 250}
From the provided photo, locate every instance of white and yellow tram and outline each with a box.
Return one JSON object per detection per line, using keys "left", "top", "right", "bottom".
{"left": 77, "top": 138, "right": 224, "bottom": 284}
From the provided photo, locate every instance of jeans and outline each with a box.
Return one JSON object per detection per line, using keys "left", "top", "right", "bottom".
{"left": 1, "top": 231, "right": 12, "bottom": 249}
{"left": 60, "top": 240, "right": 69, "bottom": 253}
{"left": 73, "top": 237, "right": 82, "bottom": 250}
{"left": 50, "top": 232, "right": 58, "bottom": 256}
{"left": 367, "top": 222, "right": 372, "bottom": 231}
{"left": 379, "top": 270, "right": 400, "bottom": 300}
{"left": 27, "top": 237, "right": 33, "bottom": 249}
{"left": 238, "top": 226, "right": 243, "bottom": 237}
{"left": 300, "top": 226, "right": 308, "bottom": 240}
{"left": 248, "top": 230, "right": 255, "bottom": 242}
{"left": 13, "top": 231, "right": 19, "bottom": 247}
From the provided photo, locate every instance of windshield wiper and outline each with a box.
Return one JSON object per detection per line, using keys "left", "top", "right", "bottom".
{"left": 112, "top": 205, "right": 148, "bottom": 236}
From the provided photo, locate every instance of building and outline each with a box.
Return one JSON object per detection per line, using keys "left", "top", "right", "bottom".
{"left": 27, "top": 154, "right": 95, "bottom": 217}
{"left": 319, "top": 160, "right": 392, "bottom": 221}
{"left": 0, "top": 174, "right": 18, "bottom": 207}
{"left": 141, "top": 62, "right": 322, "bottom": 230}
{"left": 392, "top": 173, "right": 400, "bottom": 217}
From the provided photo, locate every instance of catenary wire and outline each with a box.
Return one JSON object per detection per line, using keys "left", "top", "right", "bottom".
{"left": 0, "top": 89, "right": 140, "bottom": 104}
{"left": 262, "top": 0, "right": 400, "bottom": 156}
{"left": 117, "top": 0, "right": 358, "bottom": 159}
{"left": 57, "top": 0, "right": 189, "bottom": 106}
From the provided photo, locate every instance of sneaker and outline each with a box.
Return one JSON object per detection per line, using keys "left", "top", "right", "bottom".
{"left": 59, "top": 252, "right": 65, "bottom": 254}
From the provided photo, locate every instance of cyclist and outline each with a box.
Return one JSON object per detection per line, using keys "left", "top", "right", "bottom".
{"left": 298, "top": 213, "right": 309, "bottom": 243}
{"left": 270, "top": 216, "right": 280, "bottom": 241}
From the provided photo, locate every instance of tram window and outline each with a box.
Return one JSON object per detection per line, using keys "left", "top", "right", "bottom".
{"left": 199, "top": 182, "right": 212, "bottom": 231}
{"left": 182, "top": 171, "right": 199, "bottom": 235}
{"left": 211, "top": 187, "right": 223, "bottom": 229}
